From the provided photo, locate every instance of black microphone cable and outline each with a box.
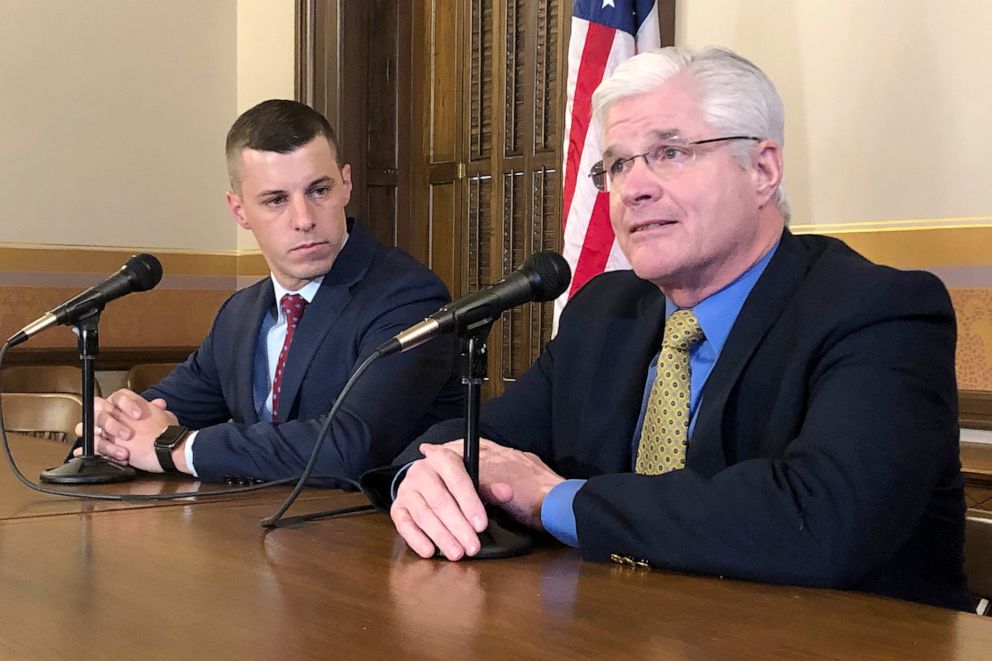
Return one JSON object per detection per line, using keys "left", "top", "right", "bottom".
{"left": 0, "top": 340, "right": 353, "bottom": 503}
{"left": 259, "top": 350, "right": 382, "bottom": 528}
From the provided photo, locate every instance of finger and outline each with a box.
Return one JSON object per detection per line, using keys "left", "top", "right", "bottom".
{"left": 390, "top": 503, "right": 438, "bottom": 559}
{"left": 479, "top": 481, "right": 514, "bottom": 504}
{"left": 430, "top": 451, "right": 488, "bottom": 533}
{"left": 94, "top": 410, "right": 134, "bottom": 441}
{"left": 74, "top": 422, "right": 111, "bottom": 440}
{"left": 403, "top": 489, "right": 474, "bottom": 560}
{"left": 150, "top": 398, "right": 168, "bottom": 410}
{"left": 420, "top": 442, "right": 463, "bottom": 459}
{"left": 94, "top": 436, "right": 129, "bottom": 463}
{"left": 405, "top": 457, "right": 484, "bottom": 554}
{"left": 107, "top": 390, "right": 147, "bottom": 419}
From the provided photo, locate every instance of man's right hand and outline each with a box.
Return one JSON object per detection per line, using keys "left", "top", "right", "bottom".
{"left": 390, "top": 444, "right": 490, "bottom": 561}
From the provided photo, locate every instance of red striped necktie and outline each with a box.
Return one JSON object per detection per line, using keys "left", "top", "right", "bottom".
{"left": 272, "top": 293, "right": 307, "bottom": 418}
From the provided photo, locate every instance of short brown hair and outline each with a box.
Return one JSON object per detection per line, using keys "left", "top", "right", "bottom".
{"left": 225, "top": 99, "right": 340, "bottom": 191}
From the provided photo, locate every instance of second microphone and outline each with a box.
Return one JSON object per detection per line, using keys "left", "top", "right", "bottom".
{"left": 377, "top": 251, "right": 571, "bottom": 357}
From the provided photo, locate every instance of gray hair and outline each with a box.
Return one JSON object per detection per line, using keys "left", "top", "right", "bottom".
{"left": 592, "top": 46, "right": 790, "bottom": 221}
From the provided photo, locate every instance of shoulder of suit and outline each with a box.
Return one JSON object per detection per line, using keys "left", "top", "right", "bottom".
{"left": 559, "top": 269, "right": 660, "bottom": 327}
{"left": 796, "top": 232, "right": 946, "bottom": 289}
{"left": 792, "top": 232, "right": 951, "bottom": 314}
{"left": 571, "top": 269, "right": 656, "bottom": 302}
{"left": 362, "top": 243, "right": 449, "bottom": 294}
{"left": 213, "top": 277, "right": 271, "bottom": 313}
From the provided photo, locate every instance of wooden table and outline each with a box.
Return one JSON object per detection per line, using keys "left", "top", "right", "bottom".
{"left": 0, "top": 433, "right": 317, "bottom": 521}
{"left": 0, "top": 438, "right": 990, "bottom": 659}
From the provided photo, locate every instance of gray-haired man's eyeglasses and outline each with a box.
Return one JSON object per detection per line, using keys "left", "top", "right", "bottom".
{"left": 588, "top": 136, "right": 763, "bottom": 192}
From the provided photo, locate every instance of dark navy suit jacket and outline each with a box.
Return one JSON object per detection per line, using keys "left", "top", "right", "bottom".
{"left": 146, "top": 219, "right": 461, "bottom": 483}
{"left": 369, "top": 230, "right": 970, "bottom": 611}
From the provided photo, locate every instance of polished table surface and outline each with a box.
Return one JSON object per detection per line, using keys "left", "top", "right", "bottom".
{"left": 0, "top": 434, "right": 328, "bottom": 520}
{"left": 1, "top": 436, "right": 990, "bottom": 659}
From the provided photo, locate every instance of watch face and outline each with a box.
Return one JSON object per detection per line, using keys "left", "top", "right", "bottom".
{"left": 156, "top": 426, "right": 187, "bottom": 448}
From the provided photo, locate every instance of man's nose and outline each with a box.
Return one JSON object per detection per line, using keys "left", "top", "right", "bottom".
{"left": 619, "top": 157, "right": 663, "bottom": 205}
{"left": 289, "top": 196, "right": 316, "bottom": 230}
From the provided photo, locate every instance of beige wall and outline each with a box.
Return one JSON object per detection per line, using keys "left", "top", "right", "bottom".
{"left": 0, "top": 0, "right": 294, "bottom": 351}
{"left": 0, "top": 0, "right": 237, "bottom": 251}
{"left": 0, "top": 0, "right": 295, "bottom": 255}
{"left": 677, "top": 0, "right": 992, "bottom": 391}
{"left": 676, "top": 0, "right": 992, "bottom": 232}
{"left": 12, "top": 1, "right": 986, "bottom": 248}
{"left": 235, "top": 0, "right": 297, "bottom": 253}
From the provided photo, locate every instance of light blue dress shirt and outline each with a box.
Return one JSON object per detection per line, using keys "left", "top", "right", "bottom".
{"left": 541, "top": 242, "right": 779, "bottom": 547}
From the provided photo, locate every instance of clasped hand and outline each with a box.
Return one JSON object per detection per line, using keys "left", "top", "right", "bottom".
{"left": 390, "top": 439, "right": 564, "bottom": 560}
{"left": 72, "top": 388, "right": 178, "bottom": 473}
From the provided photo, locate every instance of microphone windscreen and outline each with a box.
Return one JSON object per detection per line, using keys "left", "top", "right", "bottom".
{"left": 126, "top": 254, "right": 164, "bottom": 292}
{"left": 523, "top": 251, "right": 571, "bottom": 302}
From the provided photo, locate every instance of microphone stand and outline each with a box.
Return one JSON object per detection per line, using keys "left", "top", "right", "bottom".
{"left": 40, "top": 313, "right": 137, "bottom": 484}
{"left": 457, "top": 323, "right": 532, "bottom": 559}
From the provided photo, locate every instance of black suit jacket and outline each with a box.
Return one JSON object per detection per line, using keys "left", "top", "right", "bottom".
{"left": 146, "top": 219, "right": 461, "bottom": 483}
{"left": 369, "top": 230, "right": 969, "bottom": 611}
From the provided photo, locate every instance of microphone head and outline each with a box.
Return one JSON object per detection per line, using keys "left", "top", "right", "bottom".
{"left": 125, "top": 253, "right": 163, "bottom": 292}
{"left": 522, "top": 251, "right": 571, "bottom": 302}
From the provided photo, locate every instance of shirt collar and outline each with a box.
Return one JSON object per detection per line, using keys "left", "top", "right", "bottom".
{"left": 665, "top": 239, "right": 780, "bottom": 355}
{"left": 270, "top": 275, "right": 324, "bottom": 320}
{"left": 267, "top": 230, "right": 350, "bottom": 314}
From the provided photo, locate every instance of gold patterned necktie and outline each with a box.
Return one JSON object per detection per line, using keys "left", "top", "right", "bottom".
{"left": 635, "top": 309, "right": 705, "bottom": 475}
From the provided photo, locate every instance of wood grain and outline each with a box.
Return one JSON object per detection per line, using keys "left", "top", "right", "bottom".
{"left": 0, "top": 437, "right": 989, "bottom": 659}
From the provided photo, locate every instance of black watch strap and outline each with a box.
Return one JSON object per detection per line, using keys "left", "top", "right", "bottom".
{"left": 154, "top": 425, "right": 189, "bottom": 473}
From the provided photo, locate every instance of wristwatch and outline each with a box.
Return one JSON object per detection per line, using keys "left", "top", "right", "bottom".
{"left": 154, "top": 425, "right": 189, "bottom": 473}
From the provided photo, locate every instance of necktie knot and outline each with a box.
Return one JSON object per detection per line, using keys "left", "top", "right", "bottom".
{"left": 280, "top": 293, "right": 307, "bottom": 327}
{"left": 662, "top": 309, "right": 704, "bottom": 352}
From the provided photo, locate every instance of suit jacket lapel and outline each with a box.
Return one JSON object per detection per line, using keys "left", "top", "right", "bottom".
{"left": 236, "top": 279, "right": 273, "bottom": 425}
{"left": 688, "top": 229, "right": 812, "bottom": 475}
{"left": 578, "top": 278, "right": 666, "bottom": 473}
{"left": 274, "top": 219, "right": 376, "bottom": 422}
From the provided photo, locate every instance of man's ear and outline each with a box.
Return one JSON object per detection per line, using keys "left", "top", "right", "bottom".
{"left": 226, "top": 190, "right": 251, "bottom": 230}
{"left": 339, "top": 163, "right": 353, "bottom": 206}
{"left": 751, "top": 140, "right": 783, "bottom": 208}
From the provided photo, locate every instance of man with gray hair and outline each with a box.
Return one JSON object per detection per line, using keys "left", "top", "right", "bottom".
{"left": 371, "top": 47, "right": 969, "bottom": 610}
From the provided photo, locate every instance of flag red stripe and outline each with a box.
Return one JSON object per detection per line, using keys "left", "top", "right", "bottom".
{"left": 561, "top": 22, "right": 616, "bottom": 233}
{"left": 568, "top": 193, "right": 614, "bottom": 296}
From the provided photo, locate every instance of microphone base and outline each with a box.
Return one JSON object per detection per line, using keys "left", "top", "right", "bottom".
{"left": 438, "top": 518, "right": 532, "bottom": 560}
{"left": 40, "top": 455, "right": 137, "bottom": 484}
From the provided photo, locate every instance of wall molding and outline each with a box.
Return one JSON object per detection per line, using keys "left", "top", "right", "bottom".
{"left": 791, "top": 217, "right": 992, "bottom": 235}
{"left": 0, "top": 244, "right": 268, "bottom": 278}
{"left": 961, "top": 391, "right": 992, "bottom": 431}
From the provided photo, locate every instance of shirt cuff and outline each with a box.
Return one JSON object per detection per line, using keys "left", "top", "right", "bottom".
{"left": 390, "top": 462, "right": 414, "bottom": 501}
{"left": 183, "top": 430, "right": 199, "bottom": 478}
{"left": 541, "top": 479, "right": 585, "bottom": 548}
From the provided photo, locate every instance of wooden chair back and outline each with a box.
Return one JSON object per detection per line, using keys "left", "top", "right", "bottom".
{"left": 1, "top": 392, "right": 83, "bottom": 443}
{"left": 966, "top": 515, "right": 992, "bottom": 615}
{"left": 0, "top": 365, "right": 101, "bottom": 397}
{"left": 126, "top": 363, "right": 178, "bottom": 394}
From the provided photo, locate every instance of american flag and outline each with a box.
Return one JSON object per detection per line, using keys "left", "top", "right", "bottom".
{"left": 555, "top": 0, "right": 661, "bottom": 330}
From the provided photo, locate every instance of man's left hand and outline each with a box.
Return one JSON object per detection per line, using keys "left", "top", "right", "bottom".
{"left": 422, "top": 439, "right": 565, "bottom": 531}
